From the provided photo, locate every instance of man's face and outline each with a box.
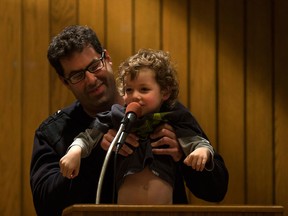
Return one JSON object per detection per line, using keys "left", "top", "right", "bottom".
{"left": 60, "top": 46, "right": 118, "bottom": 116}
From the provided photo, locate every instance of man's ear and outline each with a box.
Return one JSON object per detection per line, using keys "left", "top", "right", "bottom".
{"left": 104, "top": 49, "right": 113, "bottom": 66}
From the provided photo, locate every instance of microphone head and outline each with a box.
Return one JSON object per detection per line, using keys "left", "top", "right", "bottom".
{"left": 125, "top": 102, "right": 142, "bottom": 118}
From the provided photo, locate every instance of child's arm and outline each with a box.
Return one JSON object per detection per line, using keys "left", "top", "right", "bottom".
{"left": 179, "top": 135, "right": 215, "bottom": 171}
{"left": 59, "top": 128, "right": 104, "bottom": 179}
{"left": 183, "top": 147, "right": 212, "bottom": 171}
{"left": 59, "top": 145, "right": 82, "bottom": 179}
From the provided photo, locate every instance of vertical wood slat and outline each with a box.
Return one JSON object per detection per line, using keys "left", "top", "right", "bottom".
{"left": 188, "top": 0, "right": 217, "bottom": 204}
{"left": 78, "top": 0, "right": 106, "bottom": 46}
{"left": 134, "top": 0, "right": 161, "bottom": 52}
{"left": 217, "top": 0, "right": 245, "bottom": 204}
{"left": 0, "top": 0, "right": 22, "bottom": 215}
{"left": 162, "top": 0, "right": 189, "bottom": 107}
{"left": 22, "top": 0, "right": 50, "bottom": 215}
{"left": 274, "top": 0, "right": 288, "bottom": 214}
{"left": 106, "top": 0, "right": 132, "bottom": 73}
{"left": 49, "top": 0, "right": 77, "bottom": 113}
{"left": 189, "top": 0, "right": 217, "bottom": 151}
{"left": 246, "top": 0, "right": 273, "bottom": 204}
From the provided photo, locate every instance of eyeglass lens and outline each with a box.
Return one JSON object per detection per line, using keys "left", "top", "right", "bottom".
{"left": 68, "top": 54, "right": 104, "bottom": 84}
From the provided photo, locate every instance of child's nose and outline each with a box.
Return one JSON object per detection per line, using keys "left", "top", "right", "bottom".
{"left": 132, "top": 91, "right": 141, "bottom": 101}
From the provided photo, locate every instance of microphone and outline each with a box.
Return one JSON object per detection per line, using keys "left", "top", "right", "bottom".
{"left": 116, "top": 102, "right": 142, "bottom": 149}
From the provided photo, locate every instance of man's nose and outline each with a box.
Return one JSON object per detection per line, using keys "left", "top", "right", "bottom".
{"left": 85, "top": 70, "right": 97, "bottom": 81}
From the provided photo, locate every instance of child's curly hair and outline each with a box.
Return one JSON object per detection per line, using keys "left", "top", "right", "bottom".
{"left": 117, "top": 48, "right": 179, "bottom": 109}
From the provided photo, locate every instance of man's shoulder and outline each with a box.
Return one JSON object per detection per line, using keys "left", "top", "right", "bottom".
{"left": 36, "top": 101, "right": 92, "bottom": 138}
{"left": 35, "top": 101, "right": 93, "bottom": 148}
{"left": 38, "top": 101, "right": 79, "bottom": 129}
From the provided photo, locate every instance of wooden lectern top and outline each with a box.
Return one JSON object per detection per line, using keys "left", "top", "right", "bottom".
{"left": 62, "top": 204, "right": 284, "bottom": 216}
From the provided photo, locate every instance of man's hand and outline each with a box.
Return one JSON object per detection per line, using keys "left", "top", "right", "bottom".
{"left": 100, "top": 129, "right": 139, "bottom": 156}
{"left": 150, "top": 123, "right": 183, "bottom": 162}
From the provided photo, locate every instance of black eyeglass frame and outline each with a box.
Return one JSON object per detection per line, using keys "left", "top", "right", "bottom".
{"left": 64, "top": 51, "right": 106, "bottom": 84}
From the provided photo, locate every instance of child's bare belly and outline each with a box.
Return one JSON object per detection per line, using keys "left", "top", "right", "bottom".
{"left": 117, "top": 166, "right": 173, "bottom": 204}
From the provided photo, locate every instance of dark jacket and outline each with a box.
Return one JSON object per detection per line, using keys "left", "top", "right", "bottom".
{"left": 30, "top": 101, "right": 228, "bottom": 216}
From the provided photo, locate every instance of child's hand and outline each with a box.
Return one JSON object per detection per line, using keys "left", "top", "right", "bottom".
{"left": 183, "top": 147, "right": 210, "bottom": 171}
{"left": 59, "top": 145, "right": 82, "bottom": 179}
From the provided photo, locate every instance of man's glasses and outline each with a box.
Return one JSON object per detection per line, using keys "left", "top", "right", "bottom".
{"left": 65, "top": 52, "right": 105, "bottom": 84}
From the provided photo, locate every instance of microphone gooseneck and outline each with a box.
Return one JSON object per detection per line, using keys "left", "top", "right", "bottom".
{"left": 96, "top": 102, "right": 142, "bottom": 204}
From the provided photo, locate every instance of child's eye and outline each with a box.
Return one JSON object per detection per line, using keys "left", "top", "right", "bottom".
{"left": 125, "top": 88, "right": 132, "bottom": 93}
{"left": 140, "top": 87, "right": 150, "bottom": 92}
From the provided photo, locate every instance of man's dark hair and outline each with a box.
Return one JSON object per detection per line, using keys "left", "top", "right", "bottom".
{"left": 47, "top": 25, "right": 104, "bottom": 77}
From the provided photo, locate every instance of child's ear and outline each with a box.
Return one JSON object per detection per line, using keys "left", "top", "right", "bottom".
{"left": 162, "top": 90, "right": 171, "bottom": 101}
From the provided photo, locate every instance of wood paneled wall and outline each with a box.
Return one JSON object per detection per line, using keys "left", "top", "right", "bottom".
{"left": 0, "top": 0, "right": 287, "bottom": 216}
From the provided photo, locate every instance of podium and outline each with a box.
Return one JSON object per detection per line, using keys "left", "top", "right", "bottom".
{"left": 62, "top": 204, "right": 284, "bottom": 216}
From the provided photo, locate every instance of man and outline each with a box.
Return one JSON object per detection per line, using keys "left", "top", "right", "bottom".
{"left": 30, "top": 25, "right": 228, "bottom": 216}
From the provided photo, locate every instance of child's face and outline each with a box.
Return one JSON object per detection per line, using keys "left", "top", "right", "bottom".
{"left": 123, "top": 68, "right": 170, "bottom": 116}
